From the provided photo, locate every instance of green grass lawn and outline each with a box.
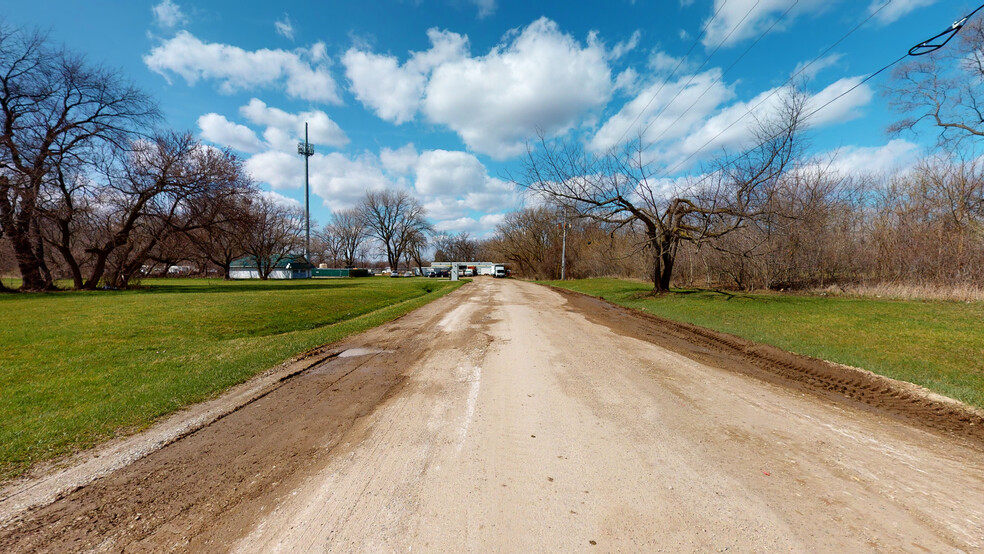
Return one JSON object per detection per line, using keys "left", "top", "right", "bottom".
{"left": 0, "top": 277, "right": 462, "bottom": 481}
{"left": 543, "top": 278, "right": 984, "bottom": 411}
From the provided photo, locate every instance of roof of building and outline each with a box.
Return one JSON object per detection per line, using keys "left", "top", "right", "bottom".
{"left": 230, "top": 254, "right": 314, "bottom": 270}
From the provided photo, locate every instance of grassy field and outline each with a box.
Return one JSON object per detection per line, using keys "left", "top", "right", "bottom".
{"left": 0, "top": 277, "right": 462, "bottom": 481}
{"left": 543, "top": 278, "right": 984, "bottom": 411}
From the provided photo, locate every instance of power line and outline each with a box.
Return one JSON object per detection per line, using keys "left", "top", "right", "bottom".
{"left": 640, "top": 0, "right": 800, "bottom": 146}
{"left": 612, "top": 0, "right": 732, "bottom": 148}
{"left": 652, "top": 0, "right": 896, "bottom": 180}
{"left": 909, "top": 2, "right": 984, "bottom": 55}
{"left": 618, "top": 0, "right": 763, "bottom": 148}
{"left": 657, "top": 2, "right": 984, "bottom": 187}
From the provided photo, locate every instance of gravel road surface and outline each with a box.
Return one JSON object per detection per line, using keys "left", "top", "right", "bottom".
{"left": 1, "top": 278, "right": 982, "bottom": 552}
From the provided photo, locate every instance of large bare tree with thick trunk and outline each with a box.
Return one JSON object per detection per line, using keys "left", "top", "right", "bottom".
{"left": 0, "top": 25, "right": 158, "bottom": 291}
{"left": 522, "top": 91, "right": 806, "bottom": 292}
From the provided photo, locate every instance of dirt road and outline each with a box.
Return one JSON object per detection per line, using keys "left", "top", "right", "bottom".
{"left": 2, "top": 278, "right": 983, "bottom": 552}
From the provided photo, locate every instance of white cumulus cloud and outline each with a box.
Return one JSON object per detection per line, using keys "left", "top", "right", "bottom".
{"left": 380, "top": 144, "right": 420, "bottom": 175}
{"left": 260, "top": 190, "right": 302, "bottom": 210}
{"left": 239, "top": 98, "right": 348, "bottom": 150}
{"left": 702, "top": 0, "right": 829, "bottom": 48}
{"left": 344, "top": 18, "right": 613, "bottom": 159}
{"left": 197, "top": 113, "right": 264, "bottom": 153}
{"left": 245, "top": 150, "right": 391, "bottom": 211}
{"left": 434, "top": 213, "right": 506, "bottom": 237}
{"left": 414, "top": 150, "right": 520, "bottom": 217}
{"left": 422, "top": 17, "right": 613, "bottom": 159}
{"left": 144, "top": 31, "right": 341, "bottom": 103}
{"left": 343, "top": 29, "right": 468, "bottom": 125}
{"left": 823, "top": 139, "right": 921, "bottom": 176}
{"left": 152, "top": 0, "right": 186, "bottom": 28}
{"left": 660, "top": 77, "right": 873, "bottom": 172}
{"left": 591, "top": 68, "right": 734, "bottom": 153}
{"left": 415, "top": 150, "right": 490, "bottom": 196}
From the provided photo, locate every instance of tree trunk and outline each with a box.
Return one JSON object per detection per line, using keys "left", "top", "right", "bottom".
{"left": 0, "top": 183, "right": 50, "bottom": 291}
{"left": 10, "top": 226, "right": 48, "bottom": 291}
{"left": 650, "top": 234, "right": 677, "bottom": 293}
{"left": 53, "top": 220, "right": 84, "bottom": 289}
{"left": 83, "top": 251, "right": 109, "bottom": 290}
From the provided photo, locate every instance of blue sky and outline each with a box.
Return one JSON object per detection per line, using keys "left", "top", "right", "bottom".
{"left": 2, "top": 0, "right": 967, "bottom": 235}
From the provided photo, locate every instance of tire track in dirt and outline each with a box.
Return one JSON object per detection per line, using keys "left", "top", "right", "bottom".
{"left": 551, "top": 286, "right": 984, "bottom": 446}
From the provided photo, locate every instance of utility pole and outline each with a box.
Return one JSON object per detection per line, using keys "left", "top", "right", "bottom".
{"left": 560, "top": 208, "right": 568, "bottom": 280}
{"left": 297, "top": 123, "right": 314, "bottom": 260}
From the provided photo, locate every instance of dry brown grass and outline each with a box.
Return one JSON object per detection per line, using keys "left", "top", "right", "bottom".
{"left": 813, "top": 282, "right": 984, "bottom": 303}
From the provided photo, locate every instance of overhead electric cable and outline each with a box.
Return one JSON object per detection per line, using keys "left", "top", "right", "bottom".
{"left": 909, "top": 2, "right": 984, "bottom": 55}
{"left": 616, "top": 0, "right": 764, "bottom": 149}
{"left": 612, "top": 0, "right": 733, "bottom": 148}
{"left": 656, "top": 1, "right": 984, "bottom": 187}
{"left": 651, "top": 0, "right": 896, "bottom": 180}
{"left": 640, "top": 0, "right": 800, "bottom": 146}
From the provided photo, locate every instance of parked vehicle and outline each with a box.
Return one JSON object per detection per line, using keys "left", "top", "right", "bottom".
{"left": 494, "top": 265, "right": 506, "bottom": 278}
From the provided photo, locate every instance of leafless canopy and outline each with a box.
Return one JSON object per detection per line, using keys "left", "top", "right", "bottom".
{"left": 324, "top": 208, "right": 367, "bottom": 268}
{"left": 885, "top": 18, "right": 984, "bottom": 148}
{"left": 522, "top": 89, "right": 806, "bottom": 291}
{"left": 0, "top": 24, "right": 159, "bottom": 290}
{"left": 358, "top": 189, "right": 431, "bottom": 271}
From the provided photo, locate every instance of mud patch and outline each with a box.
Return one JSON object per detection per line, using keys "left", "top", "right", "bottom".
{"left": 551, "top": 286, "right": 984, "bottom": 447}
{"left": 338, "top": 347, "right": 392, "bottom": 358}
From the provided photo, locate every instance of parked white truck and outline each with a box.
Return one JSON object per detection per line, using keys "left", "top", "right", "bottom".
{"left": 494, "top": 265, "right": 506, "bottom": 278}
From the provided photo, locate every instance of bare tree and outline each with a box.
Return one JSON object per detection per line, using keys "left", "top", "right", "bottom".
{"left": 0, "top": 229, "right": 13, "bottom": 291}
{"left": 359, "top": 189, "right": 429, "bottom": 271}
{"left": 402, "top": 227, "right": 429, "bottom": 272}
{"left": 522, "top": 91, "right": 805, "bottom": 291}
{"left": 329, "top": 208, "right": 367, "bottom": 267}
{"left": 183, "top": 173, "right": 257, "bottom": 279}
{"left": 0, "top": 25, "right": 158, "bottom": 291}
{"left": 433, "top": 232, "right": 480, "bottom": 262}
{"left": 39, "top": 132, "right": 243, "bottom": 289}
{"left": 312, "top": 227, "right": 342, "bottom": 267}
{"left": 486, "top": 207, "right": 563, "bottom": 279}
{"left": 240, "top": 194, "right": 304, "bottom": 280}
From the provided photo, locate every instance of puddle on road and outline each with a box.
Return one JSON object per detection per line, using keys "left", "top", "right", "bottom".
{"left": 338, "top": 347, "right": 392, "bottom": 358}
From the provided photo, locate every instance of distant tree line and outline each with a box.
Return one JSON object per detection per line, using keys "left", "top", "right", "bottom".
{"left": 484, "top": 148, "right": 984, "bottom": 294}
